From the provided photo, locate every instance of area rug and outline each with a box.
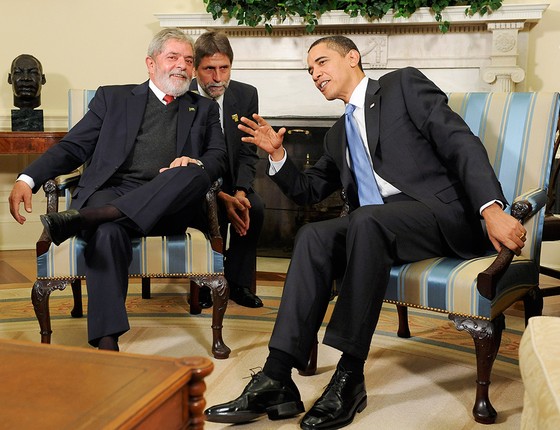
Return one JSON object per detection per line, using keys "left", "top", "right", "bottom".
{"left": 0, "top": 277, "right": 524, "bottom": 429}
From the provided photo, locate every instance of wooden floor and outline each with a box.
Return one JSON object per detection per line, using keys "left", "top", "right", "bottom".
{"left": 2, "top": 248, "right": 560, "bottom": 317}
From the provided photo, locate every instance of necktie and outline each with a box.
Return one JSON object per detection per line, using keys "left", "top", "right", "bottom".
{"left": 345, "top": 103, "right": 384, "bottom": 206}
{"left": 163, "top": 94, "right": 174, "bottom": 105}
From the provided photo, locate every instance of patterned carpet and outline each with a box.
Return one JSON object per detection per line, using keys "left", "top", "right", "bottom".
{"left": 0, "top": 268, "right": 525, "bottom": 429}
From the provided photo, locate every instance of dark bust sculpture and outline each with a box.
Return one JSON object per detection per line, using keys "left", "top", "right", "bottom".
{"left": 8, "top": 54, "right": 46, "bottom": 130}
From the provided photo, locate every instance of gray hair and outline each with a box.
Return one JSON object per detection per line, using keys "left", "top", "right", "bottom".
{"left": 147, "top": 28, "right": 194, "bottom": 58}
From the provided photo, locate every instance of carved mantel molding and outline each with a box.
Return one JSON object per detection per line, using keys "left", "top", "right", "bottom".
{"left": 156, "top": 3, "right": 549, "bottom": 116}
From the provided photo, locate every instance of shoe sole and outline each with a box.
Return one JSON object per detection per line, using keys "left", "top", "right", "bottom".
{"left": 300, "top": 394, "right": 367, "bottom": 430}
{"left": 205, "top": 400, "right": 304, "bottom": 424}
{"left": 267, "top": 400, "right": 305, "bottom": 420}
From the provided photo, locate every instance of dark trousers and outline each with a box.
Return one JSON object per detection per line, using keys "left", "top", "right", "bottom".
{"left": 269, "top": 198, "right": 459, "bottom": 368}
{"left": 219, "top": 191, "right": 264, "bottom": 289}
{"left": 81, "top": 166, "right": 210, "bottom": 346}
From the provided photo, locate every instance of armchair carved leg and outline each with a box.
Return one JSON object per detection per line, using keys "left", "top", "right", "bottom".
{"left": 449, "top": 313, "right": 505, "bottom": 424}
{"left": 31, "top": 279, "right": 69, "bottom": 344}
{"left": 70, "top": 279, "right": 83, "bottom": 318}
{"left": 192, "top": 276, "right": 231, "bottom": 359}
{"left": 523, "top": 286, "right": 543, "bottom": 325}
{"left": 396, "top": 305, "right": 411, "bottom": 338}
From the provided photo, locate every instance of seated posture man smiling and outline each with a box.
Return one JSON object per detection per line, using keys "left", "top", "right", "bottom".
{"left": 8, "top": 28, "right": 227, "bottom": 352}
{"left": 204, "top": 36, "right": 526, "bottom": 430}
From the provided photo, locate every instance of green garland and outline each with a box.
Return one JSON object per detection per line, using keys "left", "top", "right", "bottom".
{"left": 202, "top": 0, "right": 504, "bottom": 33}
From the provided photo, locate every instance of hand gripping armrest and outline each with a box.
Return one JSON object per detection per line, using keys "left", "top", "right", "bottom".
{"left": 476, "top": 187, "right": 547, "bottom": 300}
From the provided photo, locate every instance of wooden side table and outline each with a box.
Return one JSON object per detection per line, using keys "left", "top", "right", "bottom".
{"left": 0, "top": 131, "right": 66, "bottom": 154}
{"left": 0, "top": 339, "right": 213, "bottom": 429}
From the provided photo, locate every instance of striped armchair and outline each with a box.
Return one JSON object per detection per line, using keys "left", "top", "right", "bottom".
{"left": 304, "top": 92, "right": 560, "bottom": 424}
{"left": 31, "top": 89, "right": 231, "bottom": 359}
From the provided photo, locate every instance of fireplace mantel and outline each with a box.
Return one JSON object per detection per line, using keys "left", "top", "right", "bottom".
{"left": 156, "top": 3, "right": 549, "bottom": 118}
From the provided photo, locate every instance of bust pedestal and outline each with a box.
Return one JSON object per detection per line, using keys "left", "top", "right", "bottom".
{"left": 11, "top": 108, "right": 44, "bottom": 131}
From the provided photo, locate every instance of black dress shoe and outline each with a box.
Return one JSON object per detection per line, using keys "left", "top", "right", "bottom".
{"left": 198, "top": 286, "right": 213, "bottom": 309}
{"left": 230, "top": 286, "right": 263, "bottom": 308}
{"left": 205, "top": 370, "right": 304, "bottom": 423}
{"left": 40, "top": 209, "right": 82, "bottom": 246}
{"left": 300, "top": 368, "right": 367, "bottom": 430}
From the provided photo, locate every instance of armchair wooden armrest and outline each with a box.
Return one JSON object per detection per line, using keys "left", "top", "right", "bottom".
{"left": 477, "top": 196, "right": 542, "bottom": 301}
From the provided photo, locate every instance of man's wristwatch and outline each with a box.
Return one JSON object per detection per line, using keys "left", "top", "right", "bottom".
{"left": 193, "top": 159, "right": 204, "bottom": 169}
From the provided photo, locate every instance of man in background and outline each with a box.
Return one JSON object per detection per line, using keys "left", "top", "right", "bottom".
{"left": 191, "top": 30, "right": 264, "bottom": 308}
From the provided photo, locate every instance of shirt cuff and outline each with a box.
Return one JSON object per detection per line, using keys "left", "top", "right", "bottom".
{"left": 268, "top": 148, "right": 287, "bottom": 175}
{"left": 17, "top": 174, "right": 35, "bottom": 190}
{"left": 480, "top": 199, "right": 504, "bottom": 215}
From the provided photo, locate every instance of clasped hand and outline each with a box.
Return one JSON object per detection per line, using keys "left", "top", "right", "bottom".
{"left": 220, "top": 190, "right": 251, "bottom": 236}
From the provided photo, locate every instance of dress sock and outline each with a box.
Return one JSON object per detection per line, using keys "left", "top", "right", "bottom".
{"left": 79, "top": 205, "right": 123, "bottom": 229}
{"left": 338, "top": 352, "right": 365, "bottom": 382}
{"left": 263, "top": 348, "right": 296, "bottom": 384}
{"left": 98, "top": 335, "right": 119, "bottom": 351}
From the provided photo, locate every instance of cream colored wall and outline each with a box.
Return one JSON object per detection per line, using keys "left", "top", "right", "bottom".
{"left": 0, "top": 0, "right": 558, "bottom": 250}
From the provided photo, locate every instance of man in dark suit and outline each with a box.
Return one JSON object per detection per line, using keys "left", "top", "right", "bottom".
{"left": 204, "top": 36, "right": 527, "bottom": 429}
{"left": 190, "top": 31, "right": 264, "bottom": 308}
{"left": 8, "top": 28, "right": 227, "bottom": 351}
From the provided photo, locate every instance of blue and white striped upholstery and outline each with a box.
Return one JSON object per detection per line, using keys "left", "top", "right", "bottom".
{"left": 36, "top": 89, "right": 224, "bottom": 280}
{"left": 384, "top": 92, "right": 560, "bottom": 319}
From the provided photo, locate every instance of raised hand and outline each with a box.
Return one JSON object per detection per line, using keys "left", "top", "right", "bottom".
{"left": 238, "top": 114, "right": 286, "bottom": 161}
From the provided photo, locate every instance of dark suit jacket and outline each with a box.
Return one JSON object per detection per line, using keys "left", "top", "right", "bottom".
{"left": 23, "top": 81, "right": 227, "bottom": 209}
{"left": 190, "top": 79, "right": 259, "bottom": 194}
{"left": 269, "top": 67, "right": 506, "bottom": 259}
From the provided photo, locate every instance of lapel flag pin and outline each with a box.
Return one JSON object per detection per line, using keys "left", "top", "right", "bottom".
{"left": 370, "top": 102, "right": 375, "bottom": 108}
{"left": 188, "top": 107, "right": 196, "bottom": 111}
{"left": 232, "top": 114, "right": 239, "bottom": 122}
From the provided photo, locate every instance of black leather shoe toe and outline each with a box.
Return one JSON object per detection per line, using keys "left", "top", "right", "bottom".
{"left": 230, "top": 286, "right": 263, "bottom": 308}
{"left": 300, "top": 368, "right": 367, "bottom": 430}
{"left": 205, "top": 370, "right": 304, "bottom": 424}
{"left": 198, "top": 286, "right": 213, "bottom": 309}
{"left": 40, "top": 209, "right": 82, "bottom": 246}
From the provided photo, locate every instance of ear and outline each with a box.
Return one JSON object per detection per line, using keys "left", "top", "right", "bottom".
{"left": 7, "top": 73, "right": 12, "bottom": 84}
{"left": 145, "top": 56, "right": 155, "bottom": 75}
{"left": 41, "top": 74, "right": 46, "bottom": 85}
{"left": 348, "top": 49, "right": 361, "bottom": 68}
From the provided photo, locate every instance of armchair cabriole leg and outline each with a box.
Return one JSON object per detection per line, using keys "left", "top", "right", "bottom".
{"left": 194, "top": 276, "right": 230, "bottom": 359}
{"left": 189, "top": 280, "right": 202, "bottom": 315}
{"left": 523, "top": 287, "right": 544, "bottom": 325}
{"left": 31, "top": 279, "right": 68, "bottom": 344}
{"left": 141, "top": 278, "right": 151, "bottom": 299}
{"left": 450, "top": 313, "right": 504, "bottom": 424}
{"left": 396, "top": 305, "right": 411, "bottom": 338}
{"left": 70, "top": 279, "right": 83, "bottom": 318}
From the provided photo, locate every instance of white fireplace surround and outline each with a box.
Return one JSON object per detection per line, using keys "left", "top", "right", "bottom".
{"left": 156, "top": 3, "right": 548, "bottom": 119}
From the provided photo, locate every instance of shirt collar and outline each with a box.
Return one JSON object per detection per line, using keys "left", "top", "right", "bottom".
{"left": 348, "top": 76, "right": 369, "bottom": 110}
{"left": 148, "top": 80, "right": 168, "bottom": 104}
{"left": 197, "top": 83, "right": 224, "bottom": 104}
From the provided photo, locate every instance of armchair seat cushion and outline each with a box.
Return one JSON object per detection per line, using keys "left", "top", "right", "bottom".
{"left": 37, "top": 228, "right": 224, "bottom": 280}
{"left": 385, "top": 255, "right": 539, "bottom": 320}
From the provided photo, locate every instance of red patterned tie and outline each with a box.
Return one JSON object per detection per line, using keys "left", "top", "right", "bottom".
{"left": 163, "top": 94, "right": 174, "bottom": 104}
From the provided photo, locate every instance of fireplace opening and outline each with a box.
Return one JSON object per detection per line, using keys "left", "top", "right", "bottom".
{"left": 254, "top": 119, "right": 341, "bottom": 258}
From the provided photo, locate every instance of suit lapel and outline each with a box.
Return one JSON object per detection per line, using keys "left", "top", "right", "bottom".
{"left": 177, "top": 92, "right": 197, "bottom": 155}
{"left": 126, "top": 83, "right": 149, "bottom": 155}
{"left": 364, "top": 80, "right": 381, "bottom": 161}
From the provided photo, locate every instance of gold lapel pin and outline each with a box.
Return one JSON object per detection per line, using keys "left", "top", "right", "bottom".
{"left": 188, "top": 107, "right": 196, "bottom": 111}
{"left": 370, "top": 102, "right": 375, "bottom": 108}
{"left": 232, "top": 114, "right": 239, "bottom": 122}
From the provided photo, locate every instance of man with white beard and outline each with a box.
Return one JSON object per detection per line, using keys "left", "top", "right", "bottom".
{"left": 8, "top": 28, "right": 227, "bottom": 352}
